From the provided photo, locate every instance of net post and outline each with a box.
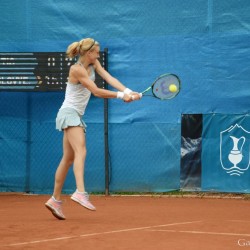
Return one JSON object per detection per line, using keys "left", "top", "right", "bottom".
{"left": 103, "top": 48, "right": 110, "bottom": 196}
{"left": 25, "top": 92, "right": 32, "bottom": 193}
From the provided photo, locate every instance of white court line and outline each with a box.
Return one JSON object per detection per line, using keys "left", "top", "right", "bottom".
{"left": 147, "top": 229, "right": 250, "bottom": 237}
{"left": 4, "top": 221, "right": 201, "bottom": 247}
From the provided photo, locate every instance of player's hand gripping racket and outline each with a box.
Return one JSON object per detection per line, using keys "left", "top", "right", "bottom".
{"left": 139, "top": 73, "right": 181, "bottom": 100}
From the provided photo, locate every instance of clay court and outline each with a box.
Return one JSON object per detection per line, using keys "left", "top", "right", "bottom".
{"left": 0, "top": 194, "right": 249, "bottom": 250}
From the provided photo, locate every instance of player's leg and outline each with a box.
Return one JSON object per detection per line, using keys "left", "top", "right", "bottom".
{"left": 45, "top": 132, "right": 74, "bottom": 219}
{"left": 65, "top": 126, "right": 96, "bottom": 211}
{"left": 65, "top": 126, "right": 86, "bottom": 192}
{"left": 45, "top": 132, "right": 74, "bottom": 220}
{"left": 52, "top": 130, "right": 74, "bottom": 200}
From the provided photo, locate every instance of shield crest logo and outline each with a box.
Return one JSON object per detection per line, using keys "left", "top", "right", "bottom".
{"left": 220, "top": 124, "right": 250, "bottom": 176}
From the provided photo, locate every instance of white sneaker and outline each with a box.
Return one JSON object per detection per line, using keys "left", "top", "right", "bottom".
{"left": 71, "top": 191, "right": 96, "bottom": 211}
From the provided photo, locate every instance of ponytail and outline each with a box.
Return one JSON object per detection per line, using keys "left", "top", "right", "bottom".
{"left": 66, "top": 41, "right": 80, "bottom": 58}
{"left": 66, "top": 38, "right": 99, "bottom": 58}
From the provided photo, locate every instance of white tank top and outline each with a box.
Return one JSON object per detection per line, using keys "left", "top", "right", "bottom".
{"left": 60, "top": 65, "right": 95, "bottom": 115}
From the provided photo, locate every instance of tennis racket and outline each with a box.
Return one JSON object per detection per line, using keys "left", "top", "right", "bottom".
{"left": 139, "top": 73, "right": 181, "bottom": 100}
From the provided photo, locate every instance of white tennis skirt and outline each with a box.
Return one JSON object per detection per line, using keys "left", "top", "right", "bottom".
{"left": 56, "top": 107, "right": 87, "bottom": 132}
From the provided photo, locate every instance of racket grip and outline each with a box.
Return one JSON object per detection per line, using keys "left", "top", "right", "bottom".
{"left": 131, "top": 93, "right": 142, "bottom": 100}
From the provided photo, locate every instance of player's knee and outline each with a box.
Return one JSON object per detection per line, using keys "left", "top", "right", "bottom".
{"left": 62, "top": 157, "right": 74, "bottom": 167}
{"left": 75, "top": 149, "right": 86, "bottom": 160}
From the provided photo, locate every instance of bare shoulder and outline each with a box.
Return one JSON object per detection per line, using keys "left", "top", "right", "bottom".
{"left": 94, "top": 60, "right": 107, "bottom": 76}
{"left": 69, "top": 64, "right": 87, "bottom": 83}
{"left": 93, "top": 59, "right": 102, "bottom": 70}
{"left": 70, "top": 64, "right": 87, "bottom": 76}
{"left": 70, "top": 64, "right": 83, "bottom": 73}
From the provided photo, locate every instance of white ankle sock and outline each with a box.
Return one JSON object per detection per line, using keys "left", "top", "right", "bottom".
{"left": 76, "top": 189, "right": 86, "bottom": 194}
{"left": 52, "top": 196, "right": 61, "bottom": 203}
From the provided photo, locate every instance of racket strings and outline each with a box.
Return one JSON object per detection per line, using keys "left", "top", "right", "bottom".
{"left": 152, "top": 74, "right": 180, "bottom": 100}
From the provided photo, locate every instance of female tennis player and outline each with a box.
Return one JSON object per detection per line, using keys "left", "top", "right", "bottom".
{"left": 45, "top": 38, "right": 141, "bottom": 220}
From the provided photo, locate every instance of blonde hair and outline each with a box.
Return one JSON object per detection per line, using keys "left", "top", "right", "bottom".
{"left": 66, "top": 38, "right": 99, "bottom": 58}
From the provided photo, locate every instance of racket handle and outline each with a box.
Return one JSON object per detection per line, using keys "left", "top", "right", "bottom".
{"left": 130, "top": 93, "right": 142, "bottom": 100}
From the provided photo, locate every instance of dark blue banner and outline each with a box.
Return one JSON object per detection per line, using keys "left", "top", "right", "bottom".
{"left": 202, "top": 114, "right": 250, "bottom": 193}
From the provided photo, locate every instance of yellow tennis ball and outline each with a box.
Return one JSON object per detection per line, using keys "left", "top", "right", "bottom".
{"left": 169, "top": 84, "right": 177, "bottom": 93}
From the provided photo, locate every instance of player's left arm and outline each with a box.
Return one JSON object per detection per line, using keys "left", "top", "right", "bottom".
{"left": 94, "top": 60, "right": 126, "bottom": 91}
{"left": 94, "top": 60, "right": 141, "bottom": 99}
